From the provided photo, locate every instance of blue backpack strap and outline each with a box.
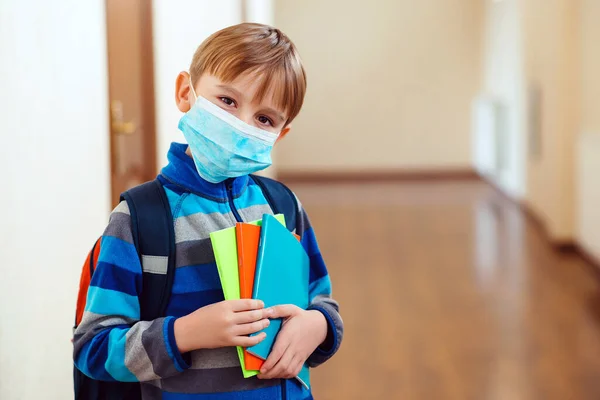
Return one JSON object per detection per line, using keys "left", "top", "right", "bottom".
{"left": 120, "top": 179, "right": 176, "bottom": 321}
{"left": 251, "top": 175, "right": 298, "bottom": 233}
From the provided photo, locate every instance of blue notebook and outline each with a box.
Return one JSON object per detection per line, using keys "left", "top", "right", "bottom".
{"left": 247, "top": 213, "right": 311, "bottom": 389}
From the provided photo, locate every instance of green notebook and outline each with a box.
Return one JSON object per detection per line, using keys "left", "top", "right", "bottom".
{"left": 209, "top": 214, "right": 285, "bottom": 378}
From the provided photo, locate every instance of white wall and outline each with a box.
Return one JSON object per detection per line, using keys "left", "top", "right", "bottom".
{"left": 274, "top": 0, "right": 483, "bottom": 173}
{"left": 245, "top": 0, "right": 274, "bottom": 25}
{"left": 153, "top": 0, "right": 243, "bottom": 170}
{"left": 480, "top": 0, "right": 527, "bottom": 199}
{"left": 0, "top": 1, "right": 110, "bottom": 399}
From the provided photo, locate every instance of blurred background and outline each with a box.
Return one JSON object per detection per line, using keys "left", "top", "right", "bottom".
{"left": 1, "top": 0, "right": 599, "bottom": 398}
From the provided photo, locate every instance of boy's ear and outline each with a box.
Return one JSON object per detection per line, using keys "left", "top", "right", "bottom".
{"left": 276, "top": 125, "right": 292, "bottom": 143}
{"left": 175, "top": 71, "right": 193, "bottom": 113}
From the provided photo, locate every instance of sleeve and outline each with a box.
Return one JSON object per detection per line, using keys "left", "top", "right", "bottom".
{"left": 73, "top": 201, "right": 190, "bottom": 382}
{"left": 294, "top": 196, "right": 344, "bottom": 368}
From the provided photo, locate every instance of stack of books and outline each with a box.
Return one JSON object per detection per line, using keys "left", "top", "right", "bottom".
{"left": 210, "top": 214, "right": 310, "bottom": 389}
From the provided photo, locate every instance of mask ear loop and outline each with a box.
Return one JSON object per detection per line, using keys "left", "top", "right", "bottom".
{"left": 189, "top": 74, "right": 198, "bottom": 103}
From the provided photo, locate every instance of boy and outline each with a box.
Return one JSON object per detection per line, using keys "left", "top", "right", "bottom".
{"left": 73, "top": 23, "right": 343, "bottom": 399}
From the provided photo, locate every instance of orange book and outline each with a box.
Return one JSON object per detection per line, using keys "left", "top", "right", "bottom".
{"left": 236, "top": 223, "right": 265, "bottom": 371}
{"left": 236, "top": 223, "right": 301, "bottom": 371}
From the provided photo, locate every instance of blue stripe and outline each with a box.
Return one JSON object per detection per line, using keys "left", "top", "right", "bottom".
{"left": 93, "top": 261, "right": 140, "bottom": 296}
{"left": 176, "top": 193, "right": 232, "bottom": 218}
{"left": 233, "top": 184, "right": 270, "bottom": 209}
{"left": 160, "top": 178, "right": 189, "bottom": 197}
{"left": 106, "top": 328, "right": 138, "bottom": 382}
{"left": 75, "top": 328, "right": 115, "bottom": 381}
{"left": 85, "top": 286, "right": 140, "bottom": 320}
{"left": 171, "top": 263, "right": 222, "bottom": 294}
{"left": 166, "top": 290, "right": 225, "bottom": 318}
{"left": 98, "top": 236, "right": 141, "bottom": 274}
{"left": 162, "top": 385, "right": 281, "bottom": 400}
{"left": 164, "top": 317, "right": 190, "bottom": 372}
{"left": 164, "top": 185, "right": 187, "bottom": 218}
{"left": 307, "top": 305, "right": 338, "bottom": 358}
{"left": 301, "top": 228, "right": 321, "bottom": 257}
{"left": 309, "top": 275, "right": 331, "bottom": 299}
{"left": 308, "top": 253, "right": 328, "bottom": 283}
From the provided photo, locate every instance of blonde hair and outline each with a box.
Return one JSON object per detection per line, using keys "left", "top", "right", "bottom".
{"left": 189, "top": 23, "right": 307, "bottom": 125}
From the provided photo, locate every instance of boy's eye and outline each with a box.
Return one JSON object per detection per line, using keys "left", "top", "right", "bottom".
{"left": 219, "top": 97, "right": 236, "bottom": 107}
{"left": 257, "top": 115, "right": 273, "bottom": 126}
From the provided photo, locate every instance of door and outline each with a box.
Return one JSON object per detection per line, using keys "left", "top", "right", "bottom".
{"left": 106, "top": 0, "right": 157, "bottom": 207}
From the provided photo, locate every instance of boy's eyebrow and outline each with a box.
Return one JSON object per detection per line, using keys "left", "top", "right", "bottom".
{"left": 217, "top": 84, "right": 243, "bottom": 99}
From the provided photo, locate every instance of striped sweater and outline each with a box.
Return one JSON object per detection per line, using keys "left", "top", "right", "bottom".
{"left": 73, "top": 142, "right": 343, "bottom": 400}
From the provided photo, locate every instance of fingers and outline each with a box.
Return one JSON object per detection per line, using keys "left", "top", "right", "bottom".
{"left": 280, "top": 356, "right": 303, "bottom": 379}
{"left": 233, "top": 318, "right": 270, "bottom": 336}
{"left": 260, "top": 346, "right": 295, "bottom": 379}
{"left": 229, "top": 299, "right": 264, "bottom": 312}
{"left": 290, "top": 359, "right": 303, "bottom": 379}
{"left": 232, "top": 332, "right": 267, "bottom": 348}
{"left": 234, "top": 307, "right": 274, "bottom": 324}
{"left": 267, "top": 304, "right": 301, "bottom": 319}
{"left": 259, "top": 334, "right": 289, "bottom": 374}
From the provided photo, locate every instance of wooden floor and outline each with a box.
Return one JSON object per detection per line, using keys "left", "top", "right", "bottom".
{"left": 293, "top": 180, "right": 600, "bottom": 400}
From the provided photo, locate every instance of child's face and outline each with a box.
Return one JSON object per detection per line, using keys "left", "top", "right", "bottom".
{"left": 176, "top": 71, "right": 291, "bottom": 138}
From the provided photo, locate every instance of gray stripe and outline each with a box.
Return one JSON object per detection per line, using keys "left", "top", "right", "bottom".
{"left": 174, "top": 212, "right": 234, "bottom": 243}
{"left": 126, "top": 320, "right": 161, "bottom": 381}
{"left": 176, "top": 239, "right": 215, "bottom": 268}
{"left": 113, "top": 201, "right": 131, "bottom": 215}
{"left": 104, "top": 212, "right": 134, "bottom": 244}
{"left": 141, "top": 318, "right": 180, "bottom": 378}
{"left": 73, "top": 312, "right": 136, "bottom": 355}
{"left": 140, "top": 383, "right": 163, "bottom": 400}
{"left": 142, "top": 255, "right": 168, "bottom": 275}
{"left": 160, "top": 366, "right": 280, "bottom": 393}
{"left": 237, "top": 204, "right": 274, "bottom": 223}
{"left": 190, "top": 347, "right": 240, "bottom": 370}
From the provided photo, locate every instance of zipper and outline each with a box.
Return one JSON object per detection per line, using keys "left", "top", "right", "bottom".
{"left": 281, "top": 379, "right": 287, "bottom": 400}
{"left": 226, "top": 179, "right": 243, "bottom": 222}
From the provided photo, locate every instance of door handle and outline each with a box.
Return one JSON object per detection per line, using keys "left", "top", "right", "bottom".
{"left": 111, "top": 100, "right": 137, "bottom": 135}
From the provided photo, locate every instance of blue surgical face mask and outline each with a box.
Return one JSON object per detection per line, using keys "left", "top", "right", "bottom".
{"left": 178, "top": 81, "right": 279, "bottom": 183}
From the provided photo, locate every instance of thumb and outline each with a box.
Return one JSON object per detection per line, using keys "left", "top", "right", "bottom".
{"left": 268, "top": 304, "right": 301, "bottom": 319}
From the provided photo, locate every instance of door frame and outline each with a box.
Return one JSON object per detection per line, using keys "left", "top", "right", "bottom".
{"left": 105, "top": 0, "right": 157, "bottom": 207}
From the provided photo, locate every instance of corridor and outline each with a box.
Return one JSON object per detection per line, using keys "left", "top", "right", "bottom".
{"left": 295, "top": 180, "right": 600, "bottom": 400}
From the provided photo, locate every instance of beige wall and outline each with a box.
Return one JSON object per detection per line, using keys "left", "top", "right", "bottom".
{"left": 577, "top": 134, "right": 600, "bottom": 260}
{"left": 576, "top": 0, "right": 600, "bottom": 260}
{"left": 482, "top": 0, "right": 600, "bottom": 250}
{"left": 522, "top": 0, "right": 580, "bottom": 242}
{"left": 481, "top": 0, "right": 580, "bottom": 242}
{"left": 274, "top": 0, "right": 483, "bottom": 173}
{"left": 580, "top": 0, "right": 600, "bottom": 134}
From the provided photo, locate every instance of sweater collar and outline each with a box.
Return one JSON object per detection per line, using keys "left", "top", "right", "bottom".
{"left": 160, "top": 142, "right": 249, "bottom": 200}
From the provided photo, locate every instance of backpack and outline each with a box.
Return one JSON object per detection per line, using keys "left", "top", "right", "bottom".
{"left": 73, "top": 175, "right": 299, "bottom": 400}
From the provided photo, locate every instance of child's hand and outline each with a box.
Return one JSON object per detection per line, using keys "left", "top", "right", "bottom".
{"left": 257, "top": 305, "right": 327, "bottom": 380}
{"left": 174, "top": 299, "right": 273, "bottom": 353}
